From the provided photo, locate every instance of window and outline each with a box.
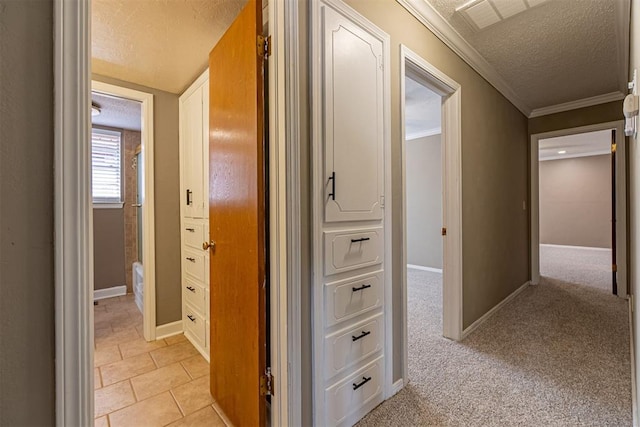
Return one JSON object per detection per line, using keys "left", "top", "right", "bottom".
{"left": 91, "top": 128, "right": 123, "bottom": 204}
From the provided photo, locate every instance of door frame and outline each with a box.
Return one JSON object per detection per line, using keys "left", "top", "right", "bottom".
{"left": 530, "top": 120, "right": 627, "bottom": 297}
{"left": 92, "top": 80, "right": 157, "bottom": 341}
{"left": 399, "top": 46, "right": 464, "bottom": 385}
{"left": 54, "top": 0, "right": 296, "bottom": 425}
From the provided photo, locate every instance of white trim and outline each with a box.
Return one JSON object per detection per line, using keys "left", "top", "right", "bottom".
{"left": 407, "top": 264, "right": 443, "bottom": 273}
{"left": 92, "top": 203, "right": 124, "bottom": 209}
{"left": 391, "top": 379, "right": 404, "bottom": 396}
{"left": 268, "top": 0, "right": 291, "bottom": 425}
{"left": 400, "top": 45, "right": 464, "bottom": 389}
{"left": 529, "top": 91, "right": 626, "bottom": 118}
{"left": 461, "top": 282, "right": 530, "bottom": 339}
{"left": 55, "top": 0, "right": 93, "bottom": 424}
{"left": 93, "top": 286, "right": 127, "bottom": 301}
{"left": 630, "top": 297, "right": 638, "bottom": 427}
{"left": 540, "top": 243, "right": 612, "bottom": 252}
{"left": 406, "top": 127, "right": 441, "bottom": 141}
{"left": 155, "top": 321, "right": 183, "bottom": 340}
{"left": 92, "top": 80, "right": 157, "bottom": 340}
{"left": 396, "top": 0, "right": 530, "bottom": 116}
{"left": 284, "top": 0, "right": 302, "bottom": 425}
{"left": 180, "top": 69, "right": 209, "bottom": 99}
{"left": 530, "top": 121, "right": 628, "bottom": 297}
{"left": 539, "top": 149, "right": 612, "bottom": 162}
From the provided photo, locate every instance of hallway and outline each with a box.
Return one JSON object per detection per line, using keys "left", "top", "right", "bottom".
{"left": 357, "top": 269, "right": 631, "bottom": 426}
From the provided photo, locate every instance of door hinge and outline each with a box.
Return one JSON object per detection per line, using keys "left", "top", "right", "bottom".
{"left": 260, "top": 367, "right": 273, "bottom": 396}
{"left": 612, "top": 143, "right": 617, "bottom": 153}
{"left": 613, "top": 264, "right": 618, "bottom": 272}
{"left": 257, "top": 35, "right": 271, "bottom": 59}
{"left": 441, "top": 227, "right": 447, "bottom": 236}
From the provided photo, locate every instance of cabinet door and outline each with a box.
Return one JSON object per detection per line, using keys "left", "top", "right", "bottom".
{"left": 183, "top": 87, "right": 204, "bottom": 218}
{"left": 323, "top": 6, "right": 384, "bottom": 223}
{"left": 202, "top": 80, "right": 210, "bottom": 219}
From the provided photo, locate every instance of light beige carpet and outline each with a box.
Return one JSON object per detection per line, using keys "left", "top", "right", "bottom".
{"left": 540, "top": 245, "right": 613, "bottom": 293}
{"left": 356, "top": 268, "right": 631, "bottom": 426}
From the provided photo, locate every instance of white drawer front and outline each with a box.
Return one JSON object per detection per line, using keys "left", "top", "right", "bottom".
{"left": 184, "top": 249, "right": 206, "bottom": 282}
{"left": 324, "top": 228, "right": 383, "bottom": 276}
{"left": 184, "top": 303, "right": 206, "bottom": 346}
{"left": 325, "top": 271, "right": 383, "bottom": 327}
{"left": 325, "top": 356, "right": 384, "bottom": 426}
{"left": 184, "top": 278, "right": 206, "bottom": 315}
{"left": 183, "top": 221, "right": 205, "bottom": 250}
{"left": 325, "top": 314, "right": 383, "bottom": 378}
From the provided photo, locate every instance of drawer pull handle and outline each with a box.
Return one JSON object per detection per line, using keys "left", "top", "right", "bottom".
{"left": 185, "top": 228, "right": 195, "bottom": 232}
{"left": 328, "top": 171, "right": 336, "bottom": 201}
{"left": 187, "top": 315, "right": 196, "bottom": 322}
{"left": 350, "top": 237, "right": 370, "bottom": 243}
{"left": 186, "top": 257, "right": 196, "bottom": 262}
{"left": 352, "top": 284, "right": 371, "bottom": 292}
{"left": 352, "top": 330, "right": 371, "bottom": 342}
{"left": 352, "top": 376, "right": 372, "bottom": 391}
{"left": 186, "top": 286, "right": 196, "bottom": 292}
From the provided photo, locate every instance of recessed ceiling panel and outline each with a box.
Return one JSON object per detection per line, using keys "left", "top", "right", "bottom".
{"left": 464, "top": 1, "right": 501, "bottom": 29}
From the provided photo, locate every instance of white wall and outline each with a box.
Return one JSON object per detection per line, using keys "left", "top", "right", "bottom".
{"left": 406, "top": 134, "right": 443, "bottom": 269}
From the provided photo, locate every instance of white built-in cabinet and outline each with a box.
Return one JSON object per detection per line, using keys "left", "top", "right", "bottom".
{"left": 179, "top": 70, "right": 210, "bottom": 360}
{"left": 312, "top": 1, "right": 390, "bottom": 426}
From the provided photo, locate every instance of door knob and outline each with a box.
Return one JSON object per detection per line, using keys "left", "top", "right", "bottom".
{"left": 203, "top": 240, "right": 216, "bottom": 251}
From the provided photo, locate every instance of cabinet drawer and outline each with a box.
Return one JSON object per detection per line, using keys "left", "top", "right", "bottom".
{"left": 184, "top": 278, "right": 206, "bottom": 315}
{"left": 184, "top": 303, "right": 206, "bottom": 346}
{"left": 183, "top": 221, "right": 205, "bottom": 250}
{"left": 325, "top": 271, "right": 383, "bottom": 327}
{"left": 184, "top": 249, "right": 206, "bottom": 282}
{"left": 324, "top": 228, "right": 383, "bottom": 276}
{"left": 325, "top": 356, "right": 384, "bottom": 426}
{"left": 325, "top": 314, "right": 383, "bottom": 378}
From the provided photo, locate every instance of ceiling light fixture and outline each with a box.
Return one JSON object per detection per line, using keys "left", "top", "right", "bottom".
{"left": 91, "top": 102, "right": 101, "bottom": 116}
{"left": 558, "top": 150, "right": 567, "bottom": 154}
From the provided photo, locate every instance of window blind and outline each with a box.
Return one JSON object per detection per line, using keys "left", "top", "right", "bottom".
{"left": 92, "top": 128, "right": 123, "bottom": 203}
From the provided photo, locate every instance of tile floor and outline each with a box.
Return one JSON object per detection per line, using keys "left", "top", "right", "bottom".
{"left": 94, "top": 294, "right": 225, "bottom": 427}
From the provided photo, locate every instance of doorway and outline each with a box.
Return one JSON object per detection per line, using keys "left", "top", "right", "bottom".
{"left": 530, "top": 121, "right": 627, "bottom": 297}
{"left": 399, "top": 46, "right": 463, "bottom": 387}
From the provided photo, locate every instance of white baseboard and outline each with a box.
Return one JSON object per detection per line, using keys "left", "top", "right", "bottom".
{"left": 155, "top": 320, "right": 183, "bottom": 340}
{"left": 407, "top": 264, "right": 443, "bottom": 273}
{"left": 94, "top": 285, "right": 127, "bottom": 301}
{"left": 391, "top": 379, "right": 404, "bottom": 397}
{"left": 540, "top": 243, "right": 611, "bottom": 252}
{"left": 461, "top": 281, "right": 530, "bottom": 339}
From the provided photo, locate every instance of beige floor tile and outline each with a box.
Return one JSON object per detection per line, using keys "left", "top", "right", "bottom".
{"left": 171, "top": 376, "right": 213, "bottom": 416}
{"left": 130, "top": 362, "right": 191, "bottom": 401}
{"left": 164, "top": 334, "right": 187, "bottom": 346}
{"left": 135, "top": 325, "right": 145, "bottom": 337}
{"left": 181, "top": 354, "right": 209, "bottom": 379}
{"left": 119, "top": 337, "right": 166, "bottom": 359}
{"left": 108, "top": 391, "right": 182, "bottom": 427}
{"left": 94, "top": 416, "right": 109, "bottom": 427}
{"left": 95, "top": 345, "right": 122, "bottom": 367}
{"left": 166, "top": 406, "right": 225, "bottom": 427}
{"left": 94, "top": 368, "right": 102, "bottom": 390}
{"left": 111, "top": 316, "right": 142, "bottom": 333}
{"left": 94, "top": 380, "right": 136, "bottom": 418}
{"left": 150, "top": 341, "right": 198, "bottom": 367}
{"left": 96, "top": 310, "right": 132, "bottom": 326}
{"left": 95, "top": 318, "right": 113, "bottom": 331}
{"left": 95, "top": 326, "right": 114, "bottom": 340}
{"left": 96, "top": 327, "right": 140, "bottom": 349}
{"left": 101, "top": 353, "right": 156, "bottom": 386}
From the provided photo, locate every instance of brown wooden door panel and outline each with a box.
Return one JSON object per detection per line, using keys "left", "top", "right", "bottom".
{"left": 208, "top": 0, "right": 266, "bottom": 425}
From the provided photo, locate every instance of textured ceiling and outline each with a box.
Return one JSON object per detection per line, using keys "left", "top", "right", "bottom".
{"left": 92, "top": 0, "right": 247, "bottom": 94}
{"left": 92, "top": 92, "right": 142, "bottom": 131}
{"left": 427, "top": 0, "right": 626, "bottom": 109}
{"left": 539, "top": 129, "right": 611, "bottom": 161}
{"left": 405, "top": 76, "right": 442, "bottom": 139}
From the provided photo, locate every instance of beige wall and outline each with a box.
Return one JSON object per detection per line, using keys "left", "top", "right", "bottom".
{"left": 629, "top": 0, "right": 640, "bottom": 415}
{"left": 539, "top": 155, "right": 611, "bottom": 248}
{"left": 406, "top": 134, "right": 443, "bottom": 269}
{"left": 529, "top": 101, "right": 623, "bottom": 136}
{"left": 93, "top": 208, "right": 127, "bottom": 290}
{"left": 93, "top": 74, "right": 182, "bottom": 326}
{"left": 0, "top": 0, "right": 56, "bottom": 424}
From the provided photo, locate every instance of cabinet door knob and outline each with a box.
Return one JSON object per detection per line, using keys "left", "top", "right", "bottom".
{"left": 203, "top": 240, "right": 216, "bottom": 251}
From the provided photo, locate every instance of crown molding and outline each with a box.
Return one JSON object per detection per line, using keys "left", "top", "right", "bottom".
{"left": 528, "top": 91, "right": 626, "bottom": 118}
{"left": 406, "top": 127, "right": 441, "bottom": 140}
{"left": 396, "top": 0, "right": 531, "bottom": 116}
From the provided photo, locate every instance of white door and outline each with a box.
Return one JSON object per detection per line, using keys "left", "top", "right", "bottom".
{"left": 182, "top": 87, "right": 204, "bottom": 218}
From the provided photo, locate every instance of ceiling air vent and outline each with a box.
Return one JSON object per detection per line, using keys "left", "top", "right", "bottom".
{"left": 456, "top": 0, "right": 550, "bottom": 31}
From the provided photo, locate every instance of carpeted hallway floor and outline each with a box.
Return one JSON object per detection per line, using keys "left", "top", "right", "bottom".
{"left": 540, "top": 244, "right": 613, "bottom": 293}
{"left": 357, "top": 268, "right": 631, "bottom": 426}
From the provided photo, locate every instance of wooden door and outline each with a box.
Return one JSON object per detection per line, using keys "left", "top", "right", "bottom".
{"left": 208, "top": 1, "right": 267, "bottom": 426}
